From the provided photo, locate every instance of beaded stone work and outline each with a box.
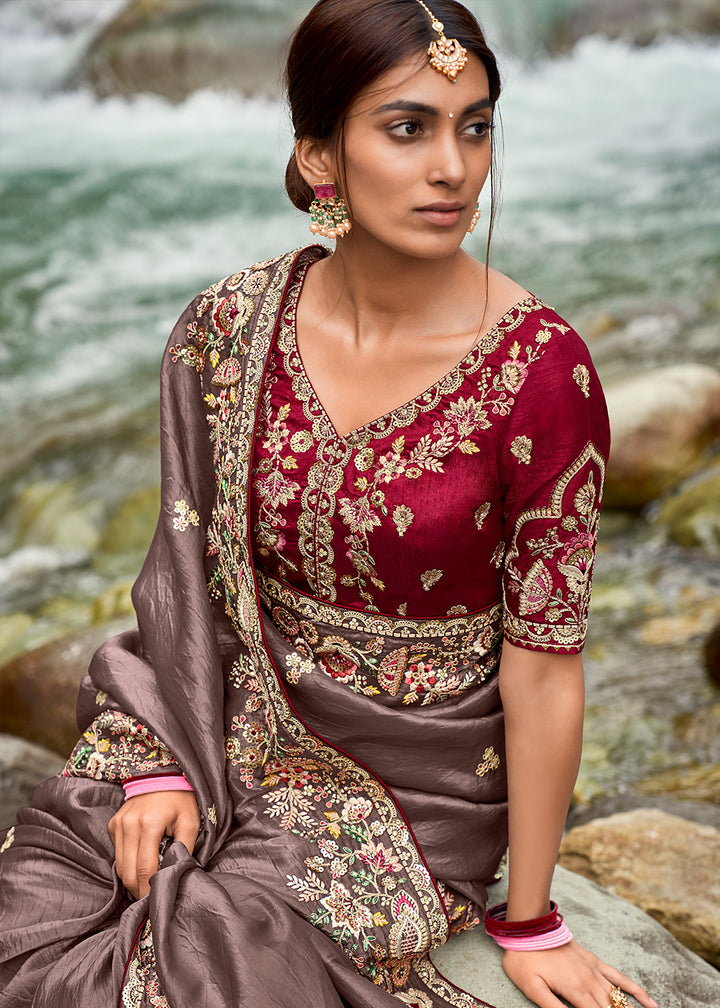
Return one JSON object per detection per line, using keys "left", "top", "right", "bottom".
{"left": 415, "top": 0, "right": 468, "bottom": 81}
{"left": 309, "top": 181, "right": 352, "bottom": 239}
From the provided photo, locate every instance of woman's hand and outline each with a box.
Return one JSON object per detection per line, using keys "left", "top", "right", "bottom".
{"left": 502, "top": 939, "right": 657, "bottom": 1008}
{"left": 108, "top": 791, "right": 200, "bottom": 899}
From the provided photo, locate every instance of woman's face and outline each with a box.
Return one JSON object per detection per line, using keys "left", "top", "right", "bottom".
{"left": 336, "top": 51, "right": 494, "bottom": 259}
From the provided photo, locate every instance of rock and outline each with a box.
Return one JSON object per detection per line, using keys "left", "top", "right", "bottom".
{"left": 603, "top": 364, "right": 720, "bottom": 509}
{"left": 705, "top": 622, "right": 720, "bottom": 688}
{"left": 0, "top": 734, "right": 65, "bottom": 831}
{"left": 67, "top": 0, "right": 304, "bottom": 102}
{"left": 433, "top": 863, "right": 719, "bottom": 1006}
{"left": 638, "top": 594, "right": 720, "bottom": 646}
{"left": 0, "top": 613, "right": 34, "bottom": 668}
{"left": 654, "top": 469, "right": 720, "bottom": 553}
{"left": 636, "top": 764, "right": 720, "bottom": 805}
{"left": 97, "top": 485, "right": 159, "bottom": 556}
{"left": 558, "top": 809, "right": 720, "bottom": 967}
{"left": 0, "top": 618, "right": 133, "bottom": 756}
{"left": 550, "top": 0, "right": 720, "bottom": 52}
{"left": 568, "top": 792, "right": 720, "bottom": 832}
{"left": 8, "top": 479, "right": 103, "bottom": 555}
{"left": 674, "top": 702, "right": 720, "bottom": 765}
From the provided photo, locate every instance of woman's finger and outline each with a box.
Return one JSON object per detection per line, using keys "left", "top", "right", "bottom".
{"left": 599, "top": 964, "right": 658, "bottom": 1008}
{"left": 134, "top": 822, "right": 166, "bottom": 899}
{"left": 111, "top": 822, "right": 124, "bottom": 885}
{"left": 172, "top": 813, "right": 200, "bottom": 859}
{"left": 520, "top": 977, "right": 571, "bottom": 1008}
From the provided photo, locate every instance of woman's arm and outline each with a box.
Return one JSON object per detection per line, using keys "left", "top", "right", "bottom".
{"left": 500, "top": 640, "right": 584, "bottom": 922}
{"left": 498, "top": 640, "right": 657, "bottom": 1008}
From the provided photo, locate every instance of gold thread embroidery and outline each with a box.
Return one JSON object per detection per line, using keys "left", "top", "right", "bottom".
{"left": 172, "top": 499, "right": 199, "bottom": 531}
{"left": 1, "top": 827, "right": 15, "bottom": 853}
{"left": 510, "top": 435, "right": 533, "bottom": 465}
{"left": 476, "top": 746, "right": 501, "bottom": 777}
{"left": 421, "top": 569, "right": 443, "bottom": 591}
{"left": 573, "top": 363, "right": 591, "bottom": 398}
{"left": 504, "top": 444, "right": 606, "bottom": 651}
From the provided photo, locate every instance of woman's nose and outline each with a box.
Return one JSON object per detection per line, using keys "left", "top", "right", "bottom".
{"left": 428, "top": 131, "right": 466, "bottom": 188}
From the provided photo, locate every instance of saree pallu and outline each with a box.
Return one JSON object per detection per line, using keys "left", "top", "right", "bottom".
{"left": 0, "top": 247, "right": 508, "bottom": 1008}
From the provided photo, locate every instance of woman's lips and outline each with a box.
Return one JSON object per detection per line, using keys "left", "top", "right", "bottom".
{"left": 416, "top": 203, "right": 465, "bottom": 227}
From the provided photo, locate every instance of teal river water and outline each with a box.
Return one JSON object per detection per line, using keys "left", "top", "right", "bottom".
{"left": 1, "top": 0, "right": 718, "bottom": 805}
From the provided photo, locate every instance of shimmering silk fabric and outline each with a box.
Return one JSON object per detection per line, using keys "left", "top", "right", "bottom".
{"left": 0, "top": 246, "right": 608, "bottom": 1008}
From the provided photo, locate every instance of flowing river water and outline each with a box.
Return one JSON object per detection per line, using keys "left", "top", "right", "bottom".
{"left": 1, "top": 0, "right": 719, "bottom": 814}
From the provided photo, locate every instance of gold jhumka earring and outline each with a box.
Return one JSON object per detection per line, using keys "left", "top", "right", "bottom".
{"left": 308, "top": 181, "right": 352, "bottom": 239}
{"left": 414, "top": 0, "right": 468, "bottom": 81}
{"left": 467, "top": 203, "right": 482, "bottom": 234}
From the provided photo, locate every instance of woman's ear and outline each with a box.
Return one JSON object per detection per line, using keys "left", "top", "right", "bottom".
{"left": 295, "top": 137, "right": 338, "bottom": 190}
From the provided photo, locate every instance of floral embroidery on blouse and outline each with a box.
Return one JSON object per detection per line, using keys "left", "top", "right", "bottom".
{"left": 474, "top": 502, "right": 490, "bottom": 530}
{"left": 574, "top": 363, "right": 591, "bottom": 398}
{"left": 253, "top": 270, "right": 551, "bottom": 614}
{"left": 503, "top": 444, "right": 606, "bottom": 651}
{"left": 510, "top": 435, "right": 533, "bottom": 465}
{"left": 420, "top": 569, "right": 443, "bottom": 592}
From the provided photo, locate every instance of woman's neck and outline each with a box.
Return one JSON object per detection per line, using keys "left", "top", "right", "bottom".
{"left": 311, "top": 234, "right": 486, "bottom": 347}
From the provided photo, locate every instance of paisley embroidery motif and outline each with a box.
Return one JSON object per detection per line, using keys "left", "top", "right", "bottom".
{"left": 258, "top": 572, "right": 502, "bottom": 708}
{"left": 573, "top": 363, "right": 591, "bottom": 398}
{"left": 504, "top": 445, "right": 605, "bottom": 651}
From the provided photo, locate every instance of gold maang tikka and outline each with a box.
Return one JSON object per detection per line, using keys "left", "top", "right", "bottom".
{"left": 414, "top": 0, "right": 468, "bottom": 82}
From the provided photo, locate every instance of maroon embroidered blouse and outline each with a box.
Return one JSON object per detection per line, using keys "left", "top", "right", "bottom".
{"left": 250, "top": 259, "right": 609, "bottom": 653}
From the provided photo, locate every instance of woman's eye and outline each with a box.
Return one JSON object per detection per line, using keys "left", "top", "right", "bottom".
{"left": 389, "top": 120, "right": 422, "bottom": 137}
{"left": 465, "top": 120, "right": 493, "bottom": 138}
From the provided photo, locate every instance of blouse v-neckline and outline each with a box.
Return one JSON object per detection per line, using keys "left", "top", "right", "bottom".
{"left": 287, "top": 254, "right": 542, "bottom": 443}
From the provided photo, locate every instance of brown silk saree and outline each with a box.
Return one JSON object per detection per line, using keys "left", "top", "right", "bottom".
{"left": 1, "top": 247, "right": 524, "bottom": 1008}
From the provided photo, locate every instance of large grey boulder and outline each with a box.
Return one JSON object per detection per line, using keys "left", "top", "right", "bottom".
{"left": 0, "top": 734, "right": 65, "bottom": 831}
{"left": 67, "top": 0, "right": 306, "bottom": 101}
{"left": 433, "top": 864, "right": 720, "bottom": 1006}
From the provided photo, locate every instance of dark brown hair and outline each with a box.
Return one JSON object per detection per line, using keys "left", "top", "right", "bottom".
{"left": 284, "top": 0, "right": 502, "bottom": 242}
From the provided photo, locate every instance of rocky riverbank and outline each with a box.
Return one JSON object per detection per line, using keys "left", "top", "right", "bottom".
{"left": 64, "top": 0, "right": 720, "bottom": 102}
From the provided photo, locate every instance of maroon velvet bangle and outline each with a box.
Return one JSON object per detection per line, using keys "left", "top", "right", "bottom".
{"left": 484, "top": 901, "right": 562, "bottom": 938}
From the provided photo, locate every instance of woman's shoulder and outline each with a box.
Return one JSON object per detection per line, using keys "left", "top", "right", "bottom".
{"left": 486, "top": 268, "right": 594, "bottom": 368}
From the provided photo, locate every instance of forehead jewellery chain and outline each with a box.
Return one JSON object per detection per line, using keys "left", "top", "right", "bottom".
{"left": 414, "top": 0, "right": 468, "bottom": 81}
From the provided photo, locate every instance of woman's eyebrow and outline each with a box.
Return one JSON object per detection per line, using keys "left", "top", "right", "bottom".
{"left": 372, "top": 97, "right": 493, "bottom": 116}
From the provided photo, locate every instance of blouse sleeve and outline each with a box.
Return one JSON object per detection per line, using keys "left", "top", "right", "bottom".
{"left": 498, "top": 318, "right": 610, "bottom": 654}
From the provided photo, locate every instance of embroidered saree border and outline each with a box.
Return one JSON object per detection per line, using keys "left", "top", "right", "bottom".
{"left": 258, "top": 568, "right": 502, "bottom": 641}
{"left": 188, "top": 247, "right": 481, "bottom": 998}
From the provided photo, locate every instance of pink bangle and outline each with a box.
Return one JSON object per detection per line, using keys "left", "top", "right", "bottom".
{"left": 491, "top": 920, "right": 573, "bottom": 951}
{"left": 123, "top": 775, "right": 194, "bottom": 800}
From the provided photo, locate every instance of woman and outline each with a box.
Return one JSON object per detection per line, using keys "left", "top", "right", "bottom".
{"left": 0, "top": 2, "right": 657, "bottom": 1007}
